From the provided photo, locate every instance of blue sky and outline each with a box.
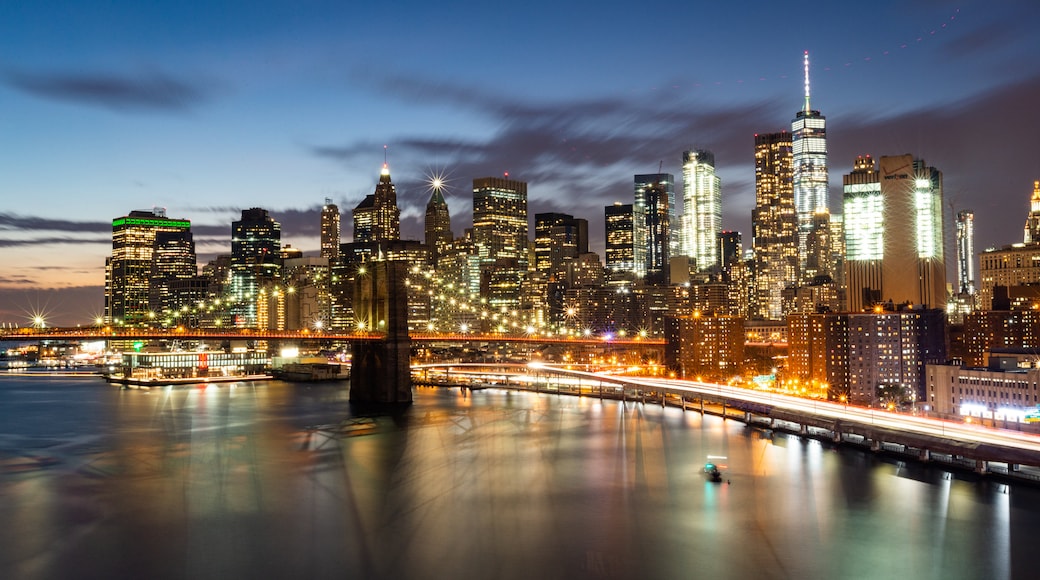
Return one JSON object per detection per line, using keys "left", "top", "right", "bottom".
{"left": 2, "top": 1, "right": 1039, "bottom": 325}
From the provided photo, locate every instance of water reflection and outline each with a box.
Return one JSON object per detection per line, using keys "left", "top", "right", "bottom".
{"left": 1, "top": 377, "right": 1038, "bottom": 579}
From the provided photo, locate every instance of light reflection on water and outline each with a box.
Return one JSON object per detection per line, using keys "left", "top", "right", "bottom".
{"left": 0, "top": 377, "right": 1037, "bottom": 580}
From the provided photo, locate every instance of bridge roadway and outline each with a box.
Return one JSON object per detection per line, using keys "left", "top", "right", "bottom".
{"left": 415, "top": 363, "right": 1040, "bottom": 478}
{"left": 0, "top": 328, "right": 665, "bottom": 346}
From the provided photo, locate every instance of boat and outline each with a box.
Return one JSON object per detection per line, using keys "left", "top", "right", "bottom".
{"left": 704, "top": 455, "right": 727, "bottom": 483}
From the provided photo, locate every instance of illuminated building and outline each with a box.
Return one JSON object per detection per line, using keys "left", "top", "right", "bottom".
{"left": 634, "top": 173, "right": 674, "bottom": 280}
{"left": 716, "top": 231, "right": 741, "bottom": 280}
{"left": 664, "top": 312, "right": 744, "bottom": 381}
{"left": 473, "top": 175, "right": 528, "bottom": 268}
{"left": 534, "top": 212, "right": 588, "bottom": 281}
{"left": 352, "top": 195, "right": 375, "bottom": 243}
{"left": 792, "top": 52, "right": 831, "bottom": 281}
{"left": 788, "top": 308, "right": 946, "bottom": 406}
{"left": 230, "top": 208, "right": 281, "bottom": 328}
{"left": 680, "top": 150, "right": 721, "bottom": 271}
{"left": 752, "top": 131, "right": 797, "bottom": 320}
{"left": 842, "top": 155, "right": 945, "bottom": 311}
{"left": 1024, "top": 181, "right": 1040, "bottom": 243}
{"left": 372, "top": 162, "right": 401, "bottom": 242}
{"left": 320, "top": 198, "right": 340, "bottom": 261}
{"left": 962, "top": 309, "right": 1040, "bottom": 368}
{"left": 927, "top": 351, "right": 1040, "bottom": 421}
{"left": 843, "top": 155, "right": 883, "bottom": 312}
{"left": 151, "top": 229, "right": 198, "bottom": 318}
{"left": 424, "top": 183, "right": 453, "bottom": 264}
{"left": 956, "top": 209, "right": 976, "bottom": 295}
{"left": 281, "top": 256, "right": 331, "bottom": 330}
{"left": 105, "top": 208, "right": 194, "bottom": 327}
{"left": 879, "top": 155, "right": 945, "bottom": 310}
{"left": 604, "top": 203, "right": 635, "bottom": 282}
{"left": 566, "top": 252, "right": 604, "bottom": 288}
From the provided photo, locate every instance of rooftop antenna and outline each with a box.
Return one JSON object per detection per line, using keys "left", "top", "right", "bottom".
{"left": 803, "top": 50, "right": 811, "bottom": 113}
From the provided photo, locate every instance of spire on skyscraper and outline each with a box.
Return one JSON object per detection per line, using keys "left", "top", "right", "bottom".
{"left": 803, "top": 50, "right": 811, "bottom": 113}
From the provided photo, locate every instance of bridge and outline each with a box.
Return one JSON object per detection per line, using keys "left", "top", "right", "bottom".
{"left": 0, "top": 328, "right": 664, "bottom": 347}
{"left": 414, "top": 362, "right": 1040, "bottom": 481}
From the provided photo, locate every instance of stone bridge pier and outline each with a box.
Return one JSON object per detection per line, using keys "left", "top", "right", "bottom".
{"left": 350, "top": 260, "right": 412, "bottom": 404}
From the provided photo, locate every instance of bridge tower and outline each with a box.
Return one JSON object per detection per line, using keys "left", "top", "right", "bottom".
{"left": 350, "top": 259, "right": 412, "bottom": 403}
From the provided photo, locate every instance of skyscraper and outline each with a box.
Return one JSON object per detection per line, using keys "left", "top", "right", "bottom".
{"left": 604, "top": 202, "right": 635, "bottom": 282}
{"left": 843, "top": 155, "right": 883, "bottom": 312}
{"left": 371, "top": 162, "right": 401, "bottom": 242}
{"left": 320, "top": 198, "right": 340, "bottom": 261}
{"left": 534, "top": 212, "right": 588, "bottom": 281}
{"left": 473, "top": 175, "right": 528, "bottom": 267}
{"left": 230, "top": 208, "right": 281, "bottom": 327}
{"left": 634, "top": 173, "right": 674, "bottom": 280}
{"left": 956, "top": 209, "right": 976, "bottom": 295}
{"left": 424, "top": 183, "right": 452, "bottom": 264}
{"left": 105, "top": 208, "right": 194, "bottom": 326}
{"left": 680, "top": 150, "right": 722, "bottom": 272}
{"left": 792, "top": 51, "right": 831, "bottom": 281}
{"left": 752, "top": 132, "right": 797, "bottom": 320}
{"left": 843, "top": 155, "right": 945, "bottom": 311}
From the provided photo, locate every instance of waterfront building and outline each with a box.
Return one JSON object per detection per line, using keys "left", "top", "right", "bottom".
{"left": 473, "top": 175, "right": 528, "bottom": 268}
{"left": 664, "top": 312, "right": 744, "bottom": 381}
{"left": 926, "top": 351, "right": 1040, "bottom": 422}
{"left": 680, "top": 150, "right": 721, "bottom": 271}
{"left": 480, "top": 258, "right": 526, "bottom": 329}
{"left": 320, "top": 198, "right": 340, "bottom": 262}
{"left": 787, "top": 308, "right": 946, "bottom": 406}
{"left": 229, "top": 208, "right": 281, "bottom": 328}
{"left": 752, "top": 131, "right": 797, "bottom": 320}
{"left": 792, "top": 52, "right": 831, "bottom": 281}
{"left": 634, "top": 174, "right": 675, "bottom": 280}
{"left": 105, "top": 208, "right": 194, "bottom": 327}
{"left": 604, "top": 203, "right": 635, "bottom": 282}
{"left": 962, "top": 308, "right": 1040, "bottom": 368}
{"left": 150, "top": 228, "right": 198, "bottom": 319}
{"left": 534, "top": 212, "right": 588, "bottom": 281}
{"left": 424, "top": 183, "right": 453, "bottom": 264}
{"left": 281, "top": 256, "right": 331, "bottom": 330}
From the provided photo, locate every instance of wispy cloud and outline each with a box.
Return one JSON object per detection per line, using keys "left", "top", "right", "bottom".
{"left": 4, "top": 69, "right": 214, "bottom": 112}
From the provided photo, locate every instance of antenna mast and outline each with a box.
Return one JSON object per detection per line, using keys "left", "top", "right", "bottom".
{"left": 803, "top": 50, "right": 811, "bottom": 113}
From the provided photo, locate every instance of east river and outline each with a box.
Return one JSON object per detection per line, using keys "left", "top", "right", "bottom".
{"left": 1, "top": 376, "right": 1039, "bottom": 580}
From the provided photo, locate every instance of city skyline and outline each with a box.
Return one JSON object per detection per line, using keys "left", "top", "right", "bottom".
{"left": 3, "top": 1, "right": 1040, "bottom": 325}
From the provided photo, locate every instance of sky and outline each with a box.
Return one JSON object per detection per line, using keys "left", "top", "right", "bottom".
{"left": 2, "top": 1, "right": 1039, "bottom": 326}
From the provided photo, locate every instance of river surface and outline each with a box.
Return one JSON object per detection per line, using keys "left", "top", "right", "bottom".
{"left": 1, "top": 376, "right": 1038, "bottom": 580}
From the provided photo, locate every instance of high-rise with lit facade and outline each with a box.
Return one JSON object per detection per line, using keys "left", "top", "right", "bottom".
{"left": 680, "top": 150, "right": 721, "bottom": 272}
{"left": 371, "top": 163, "right": 401, "bottom": 242}
{"left": 534, "top": 212, "right": 588, "bottom": 281}
{"left": 880, "top": 155, "right": 945, "bottom": 310}
{"left": 105, "top": 208, "right": 194, "bottom": 326}
{"left": 634, "top": 173, "right": 674, "bottom": 280}
{"left": 1024, "top": 181, "right": 1040, "bottom": 244}
{"left": 956, "top": 209, "right": 976, "bottom": 295}
{"left": 424, "top": 183, "right": 452, "bottom": 264}
{"left": 230, "top": 208, "right": 281, "bottom": 327}
{"left": 843, "top": 155, "right": 883, "bottom": 312}
{"left": 320, "top": 198, "right": 340, "bottom": 262}
{"left": 605, "top": 202, "right": 635, "bottom": 282}
{"left": 752, "top": 132, "right": 797, "bottom": 320}
{"left": 473, "top": 175, "right": 528, "bottom": 267}
{"left": 792, "top": 51, "right": 831, "bottom": 282}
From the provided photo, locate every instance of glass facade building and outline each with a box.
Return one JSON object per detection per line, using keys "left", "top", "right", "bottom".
{"left": 473, "top": 176, "right": 528, "bottom": 267}
{"left": 681, "top": 150, "right": 721, "bottom": 272}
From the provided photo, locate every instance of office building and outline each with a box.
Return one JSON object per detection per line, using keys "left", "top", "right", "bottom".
{"left": 605, "top": 203, "right": 635, "bottom": 282}
{"left": 473, "top": 175, "right": 528, "bottom": 267}
{"left": 105, "top": 208, "right": 194, "bottom": 327}
{"left": 372, "top": 162, "right": 401, "bottom": 242}
{"left": 424, "top": 183, "right": 453, "bottom": 264}
{"left": 320, "top": 198, "right": 340, "bottom": 262}
{"left": 843, "top": 155, "right": 883, "bottom": 311}
{"left": 534, "top": 212, "right": 588, "bottom": 281}
{"left": 792, "top": 52, "right": 831, "bottom": 281}
{"left": 680, "top": 150, "right": 721, "bottom": 271}
{"left": 1024, "top": 181, "right": 1040, "bottom": 244}
{"left": 752, "top": 131, "right": 797, "bottom": 320}
{"left": 634, "top": 173, "right": 674, "bottom": 279}
{"left": 956, "top": 209, "right": 976, "bottom": 296}
{"left": 230, "top": 208, "right": 281, "bottom": 328}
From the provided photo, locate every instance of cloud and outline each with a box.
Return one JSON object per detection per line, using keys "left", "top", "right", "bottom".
{"left": 4, "top": 69, "right": 213, "bottom": 112}
{"left": 0, "top": 213, "right": 111, "bottom": 233}
{"left": 0, "top": 236, "right": 109, "bottom": 248}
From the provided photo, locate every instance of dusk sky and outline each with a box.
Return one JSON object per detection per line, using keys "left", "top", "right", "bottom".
{"left": 2, "top": 1, "right": 1039, "bottom": 326}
